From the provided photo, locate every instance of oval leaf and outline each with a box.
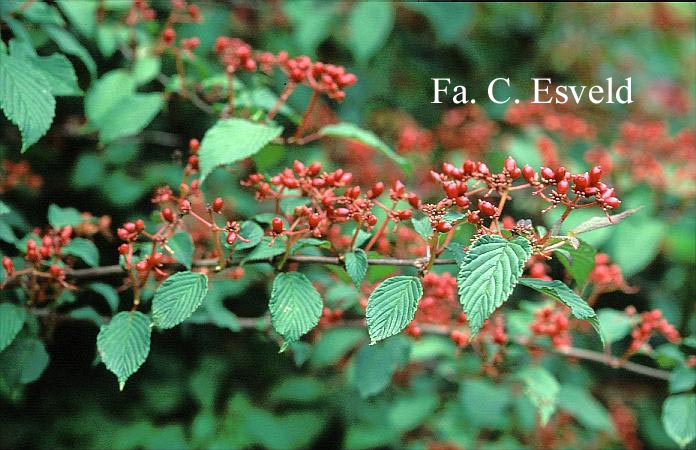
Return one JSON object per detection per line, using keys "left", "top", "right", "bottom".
{"left": 96, "top": 311, "right": 151, "bottom": 390}
{"left": 662, "top": 393, "right": 696, "bottom": 448}
{"left": 366, "top": 276, "right": 423, "bottom": 344}
{"left": 345, "top": 249, "right": 368, "bottom": 288}
{"left": 457, "top": 235, "right": 532, "bottom": 336}
{"left": 0, "top": 303, "right": 26, "bottom": 352}
{"left": 62, "top": 237, "right": 99, "bottom": 267}
{"left": 199, "top": 118, "right": 283, "bottom": 183}
{"left": 152, "top": 271, "right": 209, "bottom": 329}
{"left": 269, "top": 272, "right": 323, "bottom": 350}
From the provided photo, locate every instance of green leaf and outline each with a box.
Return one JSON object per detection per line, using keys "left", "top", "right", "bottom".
{"left": 518, "top": 278, "right": 604, "bottom": 346}
{"left": 670, "top": 366, "right": 696, "bottom": 394}
{"left": 233, "top": 221, "right": 264, "bottom": 251}
{"left": 347, "top": 2, "right": 394, "bottom": 64}
{"left": 0, "top": 201, "right": 9, "bottom": 215}
{"left": 72, "top": 153, "right": 105, "bottom": 188}
{"left": 558, "top": 385, "right": 614, "bottom": 433}
{"left": 98, "top": 93, "right": 163, "bottom": 143}
{"left": 97, "top": 311, "right": 151, "bottom": 390}
{"left": 319, "top": 123, "right": 407, "bottom": 169}
{"left": 198, "top": 118, "right": 283, "bottom": 183}
{"left": 0, "top": 50, "right": 55, "bottom": 152}
{"left": 85, "top": 70, "right": 135, "bottom": 124}
{"left": 269, "top": 272, "right": 323, "bottom": 350}
{"left": 457, "top": 235, "right": 532, "bottom": 335}
{"left": 132, "top": 54, "right": 161, "bottom": 85}
{"left": 284, "top": 2, "right": 337, "bottom": 56}
{"left": 8, "top": 41, "right": 81, "bottom": 96}
{"left": 345, "top": 249, "right": 368, "bottom": 288}
{"left": 607, "top": 218, "right": 665, "bottom": 277}
{"left": 87, "top": 282, "right": 120, "bottom": 313}
{"left": 447, "top": 242, "right": 467, "bottom": 266}
{"left": 242, "top": 236, "right": 287, "bottom": 263}
{"left": 597, "top": 308, "right": 633, "bottom": 344}
{"left": 569, "top": 207, "right": 642, "bottom": 236}
{"left": 0, "top": 335, "right": 49, "bottom": 386}
{"left": 354, "top": 336, "right": 409, "bottom": 398}
{"left": 411, "top": 216, "right": 432, "bottom": 241}
{"left": 152, "top": 271, "right": 209, "bottom": 329}
{"left": 44, "top": 24, "right": 97, "bottom": 79}
{"left": 662, "top": 394, "right": 696, "bottom": 448}
{"left": 167, "top": 232, "right": 194, "bottom": 269}
{"left": 48, "top": 204, "right": 82, "bottom": 228}
{"left": 407, "top": 2, "right": 474, "bottom": 43}
{"left": 62, "top": 238, "right": 99, "bottom": 267}
{"left": 0, "top": 303, "right": 26, "bottom": 352}
{"left": 310, "top": 328, "right": 365, "bottom": 369}
{"left": 57, "top": 0, "right": 98, "bottom": 37}
{"left": 517, "top": 366, "right": 559, "bottom": 425}
{"left": 366, "top": 276, "right": 423, "bottom": 344}
{"left": 555, "top": 240, "right": 596, "bottom": 287}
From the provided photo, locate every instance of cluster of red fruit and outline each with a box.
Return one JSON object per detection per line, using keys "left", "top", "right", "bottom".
{"left": 125, "top": 0, "right": 156, "bottom": 26}
{"left": 435, "top": 105, "right": 497, "bottom": 157}
{"left": 0, "top": 159, "right": 43, "bottom": 193}
{"left": 627, "top": 309, "right": 680, "bottom": 353}
{"left": 589, "top": 253, "right": 630, "bottom": 294}
{"left": 214, "top": 39, "right": 357, "bottom": 101}
{"left": 530, "top": 305, "right": 572, "bottom": 349}
{"left": 505, "top": 101, "right": 596, "bottom": 141}
{"left": 242, "top": 162, "right": 418, "bottom": 239}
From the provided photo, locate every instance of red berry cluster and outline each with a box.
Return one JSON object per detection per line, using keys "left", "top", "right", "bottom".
{"left": 628, "top": 309, "right": 680, "bottom": 353}
{"left": 530, "top": 305, "right": 572, "bottom": 349}
{"left": 415, "top": 272, "right": 460, "bottom": 325}
{"left": 396, "top": 124, "right": 435, "bottom": 155}
{"left": 242, "top": 162, "right": 418, "bottom": 241}
{"left": 505, "top": 101, "right": 596, "bottom": 141}
{"left": 435, "top": 105, "right": 497, "bottom": 158}
{"left": 0, "top": 159, "right": 43, "bottom": 193}
{"left": 609, "top": 401, "right": 643, "bottom": 450}
{"left": 589, "top": 253, "right": 630, "bottom": 294}
{"left": 126, "top": 0, "right": 157, "bottom": 26}
{"left": 214, "top": 40, "right": 357, "bottom": 102}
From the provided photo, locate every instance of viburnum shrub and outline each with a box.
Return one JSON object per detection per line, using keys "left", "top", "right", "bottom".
{"left": 0, "top": 1, "right": 694, "bottom": 449}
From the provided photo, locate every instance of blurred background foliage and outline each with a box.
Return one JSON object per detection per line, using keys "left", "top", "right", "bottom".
{"left": 0, "top": 1, "right": 695, "bottom": 449}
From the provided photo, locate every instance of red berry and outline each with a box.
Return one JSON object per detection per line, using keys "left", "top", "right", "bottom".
{"left": 292, "top": 160, "right": 305, "bottom": 174}
{"left": 163, "top": 27, "right": 176, "bottom": 44}
{"left": 522, "top": 165, "right": 535, "bottom": 182}
{"left": 366, "top": 215, "right": 378, "bottom": 226}
{"left": 309, "top": 213, "right": 321, "bottom": 228}
{"left": 226, "top": 232, "right": 237, "bottom": 245}
{"left": 307, "top": 162, "right": 322, "bottom": 176}
{"left": 398, "top": 210, "right": 413, "bottom": 220}
{"left": 271, "top": 217, "right": 284, "bottom": 233}
{"left": 2, "top": 256, "right": 14, "bottom": 274}
{"left": 557, "top": 179, "right": 569, "bottom": 195}
{"left": 478, "top": 200, "right": 497, "bottom": 217}
{"left": 161, "top": 207, "right": 175, "bottom": 222}
{"left": 504, "top": 157, "right": 517, "bottom": 173}
{"left": 455, "top": 196, "right": 469, "bottom": 208}
{"left": 118, "top": 244, "right": 129, "bottom": 255}
{"left": 604, "top": 197, "right": 621, "bottom": 209}
{"left": 444, "top": 182, "right": 459, "bottom": 199}
{"left": 467, "top": 211, "right": 480, "bottom": 224}
{"left": 589, "top": 166, "right": 603, "bottom": 185}
{"left": 406, "top": 193, "right": 420, "bottom": 208}
{"left": 436, "top": 221, "right": 452, "bottom": 233}
{"left": 367, "top": 182, "right": 385, "bottom": 199}
{"left": 212, "top": 197, "right": 224, "bottom": 213}
{"left": 541, "top": 167, "right": 555, "bottom": 180}
{"left": 49, "top": 264, "right": 63, "bottom": 278}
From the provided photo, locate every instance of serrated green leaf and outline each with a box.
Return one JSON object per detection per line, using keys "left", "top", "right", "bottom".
{"left": 555, "top": 240, "right": 596, "bottom": 287}
{"left": 447, "top": 242, "right": 467, "bottom": 266}
{"left": 167, "top": 232, "right": 194, "bottom": 269}
{"left": 199, "top": 118, "right": 283, "bottom": 184}
{"left": 269, "top": 272, "right": 323, "bottom": 350}
{"left": 517, "top": 366, "right": 559, "bottom": 425}
{"left": 48, "top": 204, "right": 82, "bottom": 228}
{"left": 57, "top": 0, "right": 98, "bottom": 37}
{"left": 232, "top": 221, "right": 264, "bottom": 251}
{"left": 319, "top": 123, "right": 407, "bottom": 169}
{"left": 44, "top": 24, "right": 97, "bottom": 79}
{"left": 0, "top": 51, "right": 55, "bottom": 152}
{"left": 242, "top": 236, "right": 286, "bottom": 263}
{"left": 662, "top": 394, "right": 696, "bottom": 448}
{"left": 62, "top": 237, "right": 99, "bottom": 267}
{"left": 152, "top": 271, "right": 209, "bottom": 329}
{"left": 345, "top": 249, "right": 368, "bottom": 288}
{"left": 0, "top": 303, "right": 26, "bottom": 352}
{"left": 411, "top": 216, "right": 431, "bottom": 241}
{"left": 354, "top": 336, "right": 410, "bottom": 398}
{"left": 347, "top": 2, "right": 394, "bottom": 64}
{"left": 97, "top": 311, "right": 151, "bottom": 390}
{"left": 9, "top": 40, "right": 81, "bottom": 96}
{"left": 457, "top": 235, "right": 532, "bottom": 335}
{"left": 518, "top": 278, "right": 604, "bottom": 346}
{"left": 87, "top": 282, "right": 120, "bottom": 313}
{"left": 366, "top": 276, "right": 423, "bottom": 344}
